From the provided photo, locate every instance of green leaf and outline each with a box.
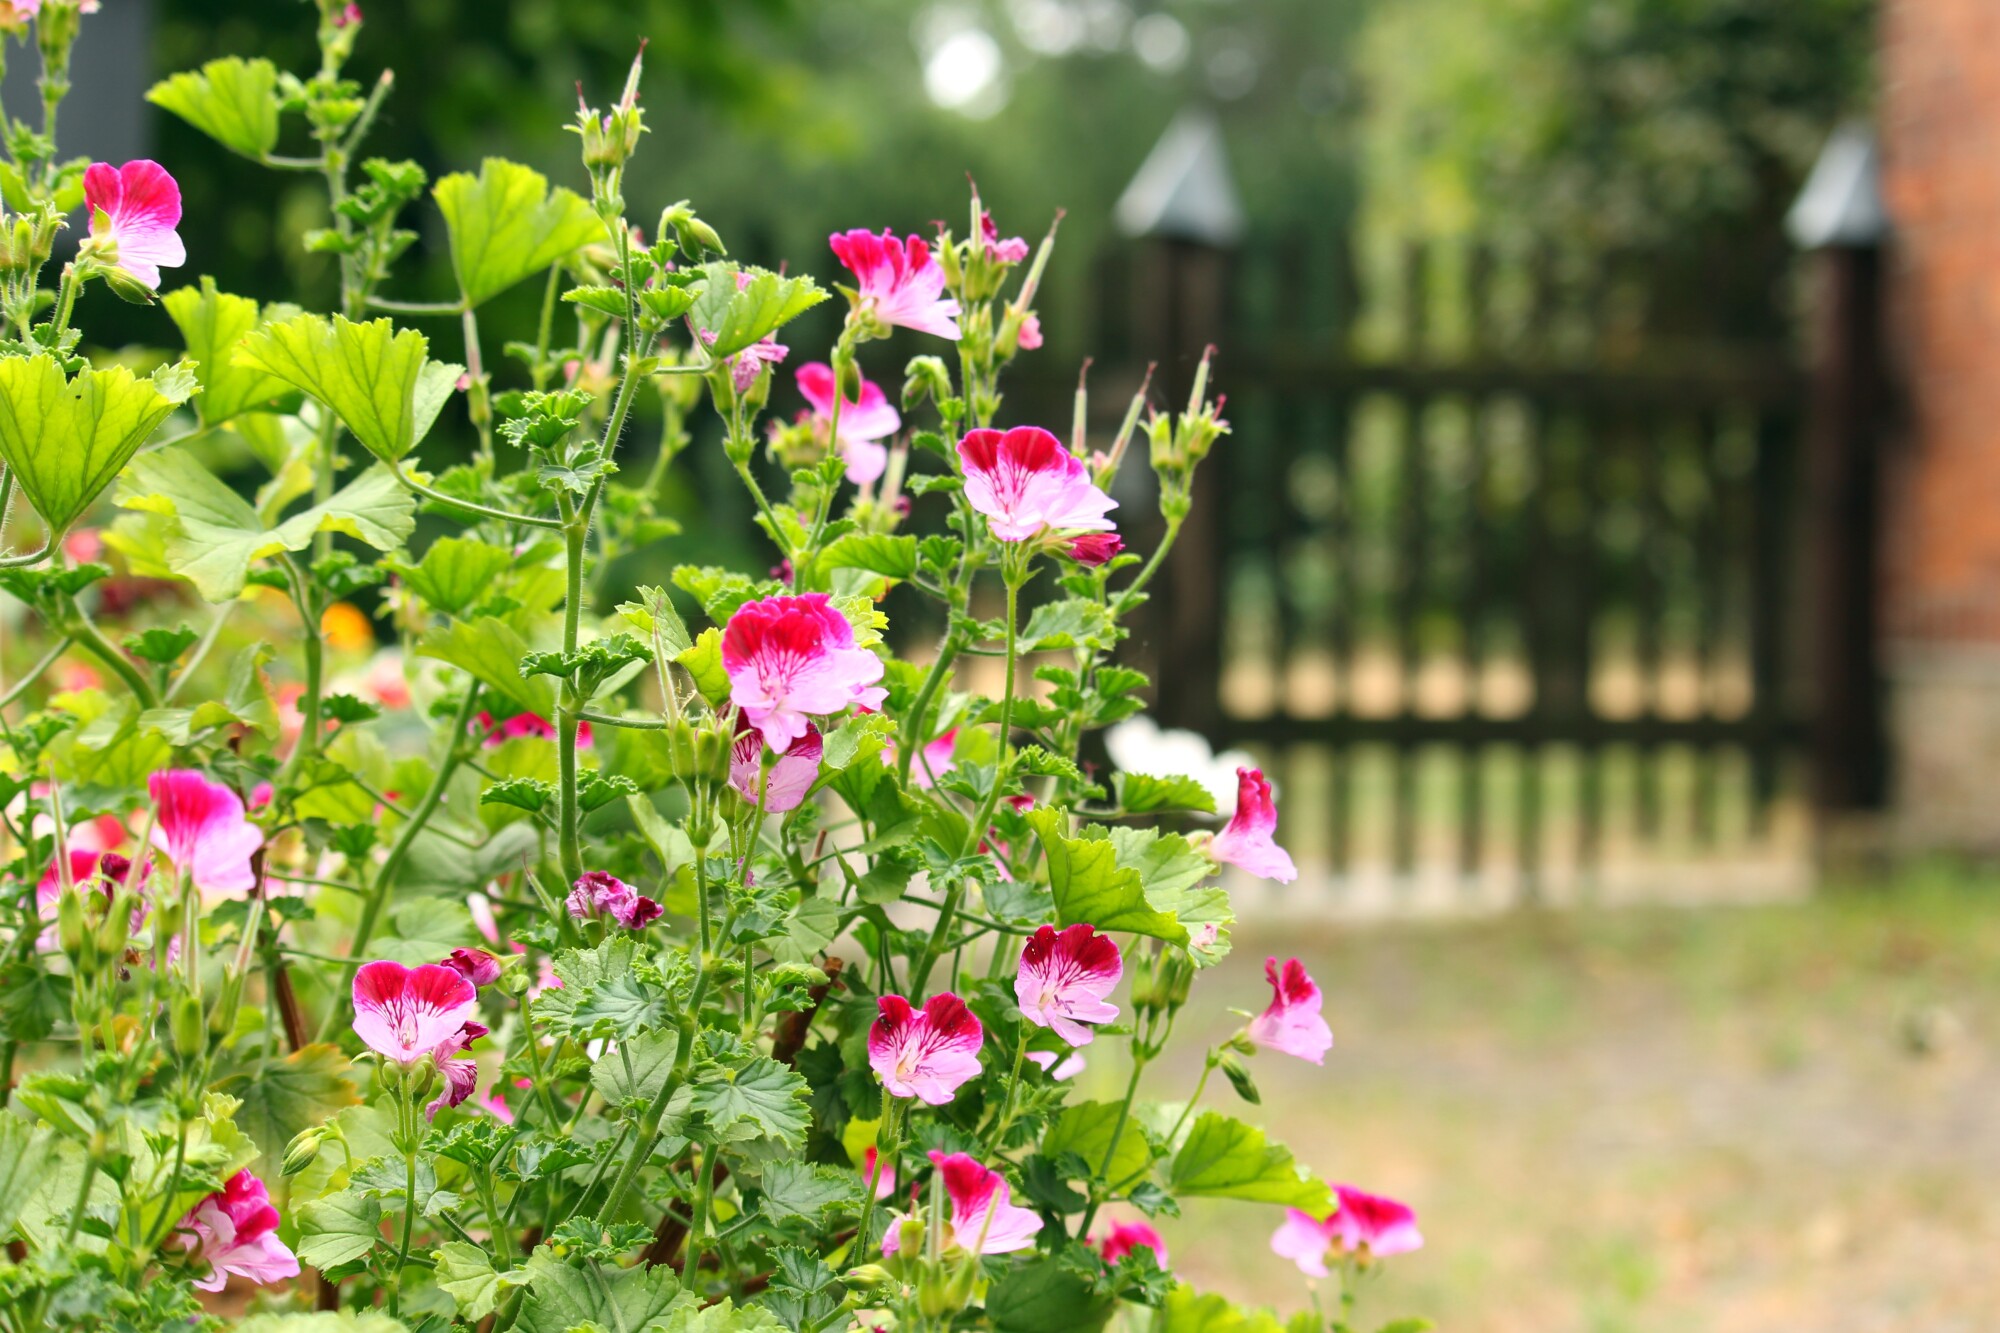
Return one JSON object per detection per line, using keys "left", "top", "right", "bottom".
{"left": 1166, "top": 1112, "right": 1332, "bottom": 1211}
{"left": 818, "top": 532, "right": 917, "bottom": 580}
{"left": 985, "top": 1255, "right": 1116, "bottom": 1333}
{"left": 1028, "top": 806, "right": 1182, "bottom": 941}
{"left": 0, "top": 1111, "right": 51, "bottom": 1235}
{"left": 675, "top": 627, "right": 731, "bottom": 708}
{"left": 435, "top": 1241, "right": 526, "bottom": 1321}
{"left": 755, "top": 1161, "right": 860, "bottom": 1223}
{"left": 416, "top": 615, "right": 552, "bottom": 715}
{"left": 122, "top": 624, "right": 201, "bottom": 666}
{"left": 115, "top": 449, "right": 415, "bottom": 601}
{"left": 162, "top": 278, "right": 296, "bottom": 425}
{"left": 1107, "top": 826, "right": 1233, "bottom": 966}
{"left": 389, "top": 535, "right": 513, "bottom": 615}
{"left": 146, "top": 57, "right": 280, "bottom": 160}
{"left": 687, "top": 262, "right": 828, "bottom": 357}
{"left": 235, "top": 1316, "right": 410, "bottom": 1333}
{"left": 1044, "top": 1100, "right": 1153, "bottom": 1186}
{"left": 221, "top": 1044, "right": 362, "bottom": 1177}
{"left": 0, "top": 355, "right": 195, "bottom": 533}
{"left": 435, "top": 159, "right": 602, "bottom": 308}
{"left": 589, "top": 1029, "right": 686, "bottom": 1113}
{"left": 516, "top": 1246, "right": 691, "bottom": 1333}
{"left": 691, "top": 1057, "right": 811, "bottom": 1148}
{"left": 1022, "top": 598, "right": 1119, "bottom": 652}
{"left": 234, "top": 313, "right": 461, "bottom": 464}
{"left": 481, "top": 776, "right": 555, "bottom": 813}
{"left": 296, "top": 1188, "right": 383, "bottom": 1273}
{"left": 1153, "top": 1284, "right": 1291, "bottom": 1333}
{"left": 1113, "top": 772, "right": 1218, "bottom": 815}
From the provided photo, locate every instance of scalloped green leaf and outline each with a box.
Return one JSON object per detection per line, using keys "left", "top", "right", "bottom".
{"left": 435, "top": 159, "right": 602, "bottom": 308}
{"left": 0, "top": 355, "right": 195, "bottom": 533}
{"left": 688, "top": 262, "right": 827, "bottom": 357}
{"left": 415, "top": 615, "right": 552, "bottom": 716}
{"left": 389, "top": 535, "right": 514, "bottom": 615}
{"left": 234, "top": 313, "right": 461, "bottom": 463}
{"left": 146, "top": 57, "right": 280, "bottom": 160}
{"left": 1166, "top": 1112, "right": 1332, "bottom": 1211}
{"left": 163, "top": 277, "right": 297, "bottom": 425}
{"left": 1027, "top": 805, "right": 1182, "bottom": 942}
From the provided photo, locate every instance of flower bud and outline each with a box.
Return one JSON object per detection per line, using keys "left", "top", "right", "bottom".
{"left": 95, "top": 889, "right": 137, "bottom": 960}
{"left": 901, "top": 356, "right": 952, "bottom": 412}
{"left": 283, "top": 1125, "right": 328, "bottom": 1176}
{"left": 1219, "top": 1052, "right": 1261, "bottom": 1105}
{"left": 842, "top": 1265, "right": 895, "bottom": 1289}
{"left": 55, "top": 882, "right": 88, "bottom": 961}
{"left": 661, "top": 201, "right": 726, "bottom": 261}
{"left": 100, "top": 263, "right": 161, "bottom": 306}
{"left": 171, "top": 992, "right": 206, "bottom": 1059}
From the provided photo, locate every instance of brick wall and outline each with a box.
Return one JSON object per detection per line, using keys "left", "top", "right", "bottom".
{"left": 1878, "top": 0, "right": 2000, "bottom": 845}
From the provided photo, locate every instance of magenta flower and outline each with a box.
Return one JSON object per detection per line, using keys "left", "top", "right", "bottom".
{"left": 862, "top": 1145, "right": 896, "bottom": 1200}
{"left": 441, "top": 947, "right": 501, "bottom": 988}
{"left": 475, "top": 710, "right": 592, "bottom": 749}
{"left": 35, "top": 850, "right": 149, "bottom": 947}
{"left": 729, "top": 716, "right": 823, "bottom": 814}
{"left": 425, "top": 1019, "right": 487, "bottom": 1121}
{"left": 882, "top": 1151, "right": 1042, "bottom": 1257}
{"left": 1014, "top": 923, "right": 1121, "bottom": 1047}
{"left": 1271, "top": 1186, "right": 1423, "bottom": 1275}
{"left": 796, "top": 362, "right": 901, "bottom": 485}
{"left": 867, "top": 992, "right": 984, "bottom": 1105}
{"left": 566, "top": 871, "right": 662, "bottom": 930}
{"left": 1067, "top": 532, "right": 1124, "bottom": 566}
{"left": 1247, "top": 957, "right": 1333, "bottom": 1065}
{"left": 1094, "top": 1219, "right": 1169, "bottom": 1268}
{"left": 1016, "top": 312, "right": 1044, "bottom": 351}
{"left": 174, "top": 1170, "right": 299, "bottom": 1292}
{"left": 829, "top": 228, "right": 961, "bottom": 340}
{"left": 82, "top": 159, "right": 186, "bottom": 291}
{"left": 722, "top": 593, "right": 887, "bottom": 752}
{"left": 980, "top": 213, "right": 1031, "bottom": 265}
{"left": 1208, "top": 767, "right": 1297, "bottom": 883}
{"left": 350, "top": 960, "right": 478, "bottom": 1064}
{"left": 148, "top": 770, "right": 263, "bottom": 897}
{"left": 958, "top": 426, "right": 1117, "bottom": 542}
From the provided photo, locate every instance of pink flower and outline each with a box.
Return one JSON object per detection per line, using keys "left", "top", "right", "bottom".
{"left": 1209, "top": 767, "right": 1297, "bottom": 883}
{"left": 796, "top": 362, "right": 901, "bottom": 485}
{"left": 980, "top": 213, "right": 1031, "bottom": 265}
{"left": 426, "top": 1020, "right": 487, "bottom": 1120}
{"left": 83, "top": 159, "right": 186, "bottom": 291}
{"left": 1271, "top": 1187, "right": 1423, "bottom": 1276}
{"left": 895, "top": 727, "right": 957, "bottom": 789}
{"left": 248, "top": 782, "right": 274, "bottom": 810}
{"left": 0, "top": 2, "right": 40, "bottom": 30}
{"left": 441, "top": 947, "right": 501, "bottom": 988}
{"left": 475, "top": 711, "right": 592, "bottom": 749}
{"left": 882, "top": 1152, "right": 1041, "bottom": 1257}
{"left": 467, "top": 891, "right": 500, "bottom": 944}
{"left": 1247, "top": 957, "right": 1332, "bottom": 1065}
{"left": 729, "top": 716, "right": 823, "bottom": 814}
{"left": 958, "top": 426, "right": 1117, "bottom": 542}
{"left": 867, "top": 992, "right": 984, "bottom": 1105}
{"left": 863, "top": 1146, "right": 896, "bottom": 1200}
{"left": 722, "top": 593, "right": 887, "bottom": 752}
{"left": 566, "top": 871, "right": 662, "bottom": 930}
{"left": 1067, "top": 532, "right": 1124, "bottom": 566}
{"left": 148, "top": 770, "right": 263, "bottom": 897}
{"left": 1094, "top": 1220, "right": 1168, "bottom": 1268}
{"left": 1014, "top": 923, "right": 1121, "bottom": 1047}
{"left": 175, "top": 1170, "right": 299, "bottom": 1292}
{"left": 830, "top": 228, "right": 961, "bottom": 340}
{"left": 1015, "top": 312, "right": 1044, "bottom": 351}
{"left": 474, "top": 1083, "right": 516, "bottom": 1125}
{"left": 1026, "top": 1049, "right": 1085, "bottom": 1080}
{"left": 350, "top": 960, "right": 478, "bottom": 1064}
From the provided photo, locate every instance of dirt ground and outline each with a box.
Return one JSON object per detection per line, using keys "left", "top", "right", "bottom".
{"left": 1117, "top": 876, "right": 2000, "bottom": 1332}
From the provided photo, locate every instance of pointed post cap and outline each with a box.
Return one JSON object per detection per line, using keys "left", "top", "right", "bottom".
{"left": 1115, "top": 107, "right": 1246, "bottom": 247}
{"left": 1788, "top": 122, "right": 1888, "bottom": 249}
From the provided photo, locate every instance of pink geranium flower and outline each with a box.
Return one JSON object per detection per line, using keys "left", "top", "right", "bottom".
{"left": 441, "top": 947, "right": 502, "bottom": 988}
{"left": 867, "top": 992, "right": 984, "bottom": 1105}
{"left": 895, "top": 727, "right": 957, "bottom": 789}
{"left": 1094, "top": 1219, "right": 1168, "bottom": 1268}
{"left": 475, "top": 711, "right": 592, "bottom": 749}
{"left": 863, "top": 1145, "right": 896, "bottom": 1200}
{"left": 980, "top": 212, "right": 1031, "bottom": 265}
{"left": 350, "top": 960, "right": 478, "bottom": 1064}
{"left": 729, "top": 716, "right": 823, "bottom": 814}
{"left": 148, "top": 770, "right": 263, "bottom": 897}
{"left": 83, "top": 159, "right": 186, "bottom": 291}
{"left": 881, "top": 1152, "right": 1042, "bottom": 1257}
{"left": 1026, "top": 1049, "right": 1085, "bottom": 1080}
{"left": 36, "top": 850, "right": 150, "bottom": 947}
{"left": 566, "top": 871, "right": 662, "bottom": 930}
{"left": 1271, "top": 1186, "right": 1423, "bottom": 1275}
{"left": 1247, "top": 957, "right": 1333, "bottom": 1064}
{"left": 175, "top": 1170, "right": 299, "bottom": 1292}
{"left": 796, "top": 362, "right": 901, "bottom": 484}
{"left": 830, "top": 228, "right": 962, "bottom": 340}
{"left": 958, "top": 426, "right": 1117, "bottom": 542}
{"left": 1015, "top": 312, "right": 1044, "bottom": 351}
{"left": 1209, "top": 767, "right": 1297, "bottom": 883}
{"left": 1068, "top": 532, "right": 1123, "bottom": 566}
{"left": 426, "top": 1019, "right": 487, "bottom": 1120}
{"left": 722, "top": 593, "right": 887, "bottom": 752}
{"left": 1014, "top": 923, "right": 1121, "bottom": 1047}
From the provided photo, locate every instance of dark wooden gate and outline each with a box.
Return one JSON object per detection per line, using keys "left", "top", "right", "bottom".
{"left": 1118, "top": 232, "right": 1814, "bottom": 898}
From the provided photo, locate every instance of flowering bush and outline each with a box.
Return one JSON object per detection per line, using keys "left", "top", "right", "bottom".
{"left": 0, "top": 4, "right": 1428, "bottom": 1331}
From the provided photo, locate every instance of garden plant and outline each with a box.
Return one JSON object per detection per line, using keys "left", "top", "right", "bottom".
{"left": 0, "top": 3, "right": 1427, "bottom": 1330}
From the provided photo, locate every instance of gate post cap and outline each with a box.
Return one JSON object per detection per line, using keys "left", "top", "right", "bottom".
{"left": 1115, "top": 107, "right": 1246, "bottom": 248}
{"left": 1788, "top": 122, "right": 1888, "bottom": 249}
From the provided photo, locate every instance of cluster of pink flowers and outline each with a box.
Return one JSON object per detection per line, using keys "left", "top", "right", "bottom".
{"left": 174, "top": 1169, "right": 299, "bottom": 1292}
{"left": 830, "top": 228, "right": 961, "bottom": 340}
{"left": 566, "top": 870, "right": 662, "bottom": 930}
{"left": 349, "top": 960, "right": 488, "bottom": 1118}
{"left": 723, "top": 593, "right": 886, "bottom": 752}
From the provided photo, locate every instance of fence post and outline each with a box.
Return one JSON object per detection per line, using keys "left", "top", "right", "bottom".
{"left": 1114, "top": 110, "right": 1244, "bottom": 736}
{"left": 1788, "top": 125, "right": 1890, "bottom": 814}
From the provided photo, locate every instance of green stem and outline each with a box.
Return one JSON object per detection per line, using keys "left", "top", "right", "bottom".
{"left": 853, "top": 1094, "right": 901, "bottom": 1257}
{"left": 556, "top": 508, "right": 587, "bottom": 885}
{"left": 316, "top": 686, "right": 484, "bottom": 1039}
{"left": 598, "top": 958, "right": 713, "bottom": 1220}
{"left": 365, "top": 297, "right": 463, "bottom": 316}
{"left": 476, "top": 1170, "right": 513, "bottom": 1266}
{"left": 162, "top": 604, "right": 233, "bottom": 704}
{"left": 685, "top": 1142, "right": 715, "bottom": 1286}
{"left": 897, "top": 631, "right": 963, "bottom": 785}
{"left": 518, "top": 992, "right": 565, "bottom": 1127}
{"left": 389, "top": 1133, "right": 417, "bottom": 1315}
{"left": 67, "top": 603, "right": 155, "bottom": 708}
{"left": 984, "top": 1031, "right": 1032, "bottom": 1151}
{"left": 1076, "top": 1050, "right": 1148, "bottom": 1237}
{"left": 1113, "top": 513, "right": 1183, "bottom": 616}
{"left": 0, "top": 635, "right": 69, "bottom": 712}
{"left": 388, "top": 462, "right": 565, "bottom": 530}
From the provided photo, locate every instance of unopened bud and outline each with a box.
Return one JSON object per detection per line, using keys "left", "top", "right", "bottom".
{"left": 901, "top": 355, "right": 951, "bottom": 412}
{"left": 171, "top": 992, "right": 206, "bottom": 1059}
{"left": 100, "top": 264, "right": 160, "bottom": 306}
{"left": 661, "top": 202, "right": 725, "bottom": 260}
{"left": 55, "top": 882, "right": 87, "bottom": 960}
{"left": 283, "top": 1125, "right": 328, "bottom": 1176}
{"left": 1219, "top": 1052, "right": 1261, "bottom": 1105}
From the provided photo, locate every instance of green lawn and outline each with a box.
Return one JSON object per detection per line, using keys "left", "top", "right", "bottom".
{"left": 1095, "top": 872, "right": 2000, "bottom": 1331}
